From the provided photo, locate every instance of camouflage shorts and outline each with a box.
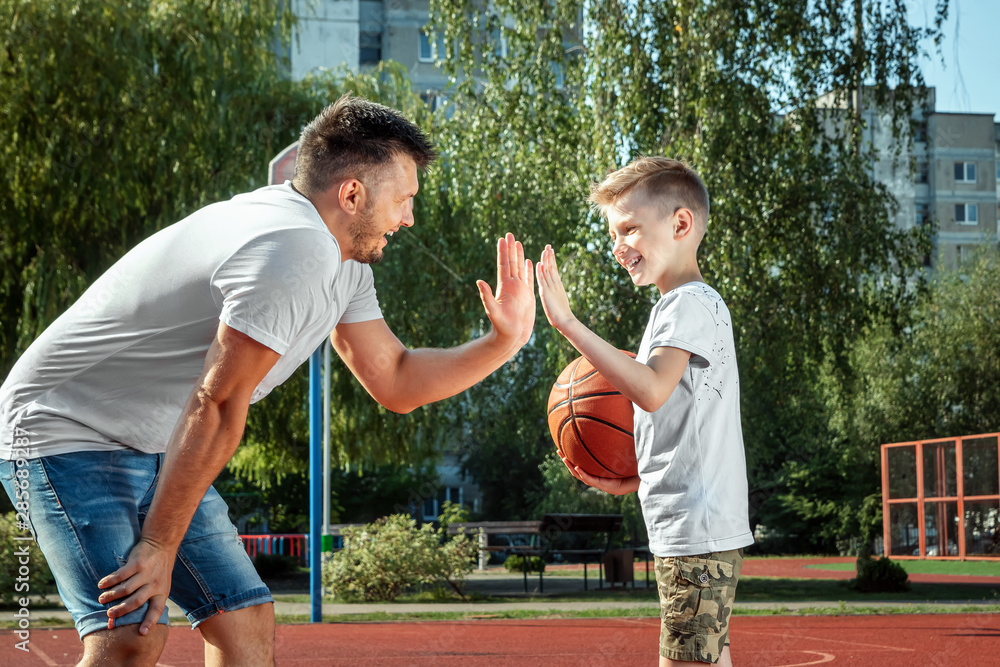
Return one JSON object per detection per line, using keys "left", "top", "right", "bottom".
{"left": 654, "top": 549, "right": 743, "bottom": 664}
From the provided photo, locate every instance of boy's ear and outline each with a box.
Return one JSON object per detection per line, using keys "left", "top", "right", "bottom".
{"left": 673, "top": 207, "right": 696, "bottom": 239}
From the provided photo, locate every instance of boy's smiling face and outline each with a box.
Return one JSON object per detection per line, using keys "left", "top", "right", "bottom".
{"left": 607, "top": 190, "right": 682, "bottom": 294}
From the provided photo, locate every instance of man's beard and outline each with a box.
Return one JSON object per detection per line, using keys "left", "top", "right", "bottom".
{"left": 349, "top": 204, "right": 384, "bottom": 265}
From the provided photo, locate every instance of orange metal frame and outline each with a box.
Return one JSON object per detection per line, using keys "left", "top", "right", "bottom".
{"left": 881, "top": 432, "right": 1000, "bottom": 560}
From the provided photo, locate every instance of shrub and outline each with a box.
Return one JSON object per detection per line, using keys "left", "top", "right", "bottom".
{"left": 322, "top": 514, "right": 476, "bottom": 602}
{"left": 852, "top": 556, "right": 910, "bottom": 593}
{"left": 503, "top": 554, "right": 545, "bottom": 574}
{"left": 0, "top": 512, "right": 53, "bottom": 604}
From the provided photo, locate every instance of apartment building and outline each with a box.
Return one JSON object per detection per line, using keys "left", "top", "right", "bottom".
{"left": 867, "top": 88, "right": 999, "bottom": 270}
{"left": 923, "top": 111, "right": 1000, "bottom": 268}
{"left": 289, "top": 0, "right": 446, "bottom": 99}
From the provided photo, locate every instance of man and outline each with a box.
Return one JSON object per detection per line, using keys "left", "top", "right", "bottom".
{"left": 0, "top": 94, "right": 535, "bottom": 665}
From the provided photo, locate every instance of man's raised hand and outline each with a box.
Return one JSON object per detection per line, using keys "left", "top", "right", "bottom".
{"left": 476, "top": 233, "right": 535, "bottom": 349}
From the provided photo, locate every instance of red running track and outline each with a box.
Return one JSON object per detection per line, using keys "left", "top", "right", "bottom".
{"left": 4, "top": 613, "right": 999, "bottom": 666}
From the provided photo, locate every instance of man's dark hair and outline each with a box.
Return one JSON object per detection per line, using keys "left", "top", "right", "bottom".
{"left": 293, "top": 93, "right": 436, "bottom": 197}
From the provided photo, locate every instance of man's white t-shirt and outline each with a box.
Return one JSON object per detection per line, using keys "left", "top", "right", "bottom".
{"left": 634, "top": 282, "right": 753, "bottom": 557}
{"left": 0, "top": 183, "right": 382, "bottom": 459}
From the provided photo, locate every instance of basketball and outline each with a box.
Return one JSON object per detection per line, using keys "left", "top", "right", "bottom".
{"left": 546, "top": 353, "right": 638, "bottom": 479}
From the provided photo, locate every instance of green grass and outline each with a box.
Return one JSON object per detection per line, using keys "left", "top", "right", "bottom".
{"left": 270, "top": 575, "right": 1000, "bottom": 607}
{"left": 0, "top": 616, "right": 73, "bottom": 630}
{"left": 269, "top": 602, "right": 1000, "bottom": 625}
{"left": 276, "top": 607, "right": 663, "bottom": 624}
{"left": 738, "top": 577, "right": 1000, "bottom": 603}
{"left": 806, "top": 559, "right": 1000, "bottom": 577}
{"left": 0, "top": 614, "right": 190, "bottom": 631}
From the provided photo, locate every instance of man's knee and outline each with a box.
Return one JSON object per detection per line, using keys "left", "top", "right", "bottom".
{"left": 80, "top": 623, "right": 170, "bottom": 666}
{"left": 200, "top": 601, "right": 274, "bottom": 637}
{"left": 200, "top": 602, "right": 275, "bottom": 666}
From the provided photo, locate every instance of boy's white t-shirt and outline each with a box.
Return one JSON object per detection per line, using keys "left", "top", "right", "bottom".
{"left": 0, "top": 183, "right": 382, "bottom": 459}
{"left": 635, "top": 282, "right": 753, "bottom": 557}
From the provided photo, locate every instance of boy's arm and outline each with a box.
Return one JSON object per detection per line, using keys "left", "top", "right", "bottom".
{"left": 536, "top": 245, "right": 690, "bottom": 413}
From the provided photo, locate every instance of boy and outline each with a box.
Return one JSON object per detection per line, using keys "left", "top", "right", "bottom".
{"left": 536, "top": 156, "right": 752, "bottom": 666}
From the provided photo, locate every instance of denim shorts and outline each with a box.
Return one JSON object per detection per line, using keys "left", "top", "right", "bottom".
{"left": 0, "top": 449, "right": 273, "bottom": 639}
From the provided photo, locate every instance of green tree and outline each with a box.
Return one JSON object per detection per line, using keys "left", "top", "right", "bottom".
{"left": 429, "top": 0, "right": 948, "bottom": 540}
{"left": 771, "top": 247, "right": 999, "bottom": 553}
{"left": 849, "top": 247, "right": 1000, "bottom": 441}
{"left": 0, "top": 512, "right": 53, "bottom": 604}
{"left": 427, "top": 0, "right": 651, "bottom": 518}
{"left": 0, "top": 0, "right": 311, "bottom": 373}
{"left": 3, "top": 0, "right": 960, "bottom": 551}
{"left": 0, "top": 0, "right": 452, "bottom": 499}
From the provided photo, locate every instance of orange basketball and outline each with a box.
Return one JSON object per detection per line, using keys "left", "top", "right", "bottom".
{"left": 546, "top": 353, "right": 638, "bottom": 479}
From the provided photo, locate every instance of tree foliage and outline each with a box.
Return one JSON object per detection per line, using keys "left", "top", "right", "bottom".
{"left": 767, "top": 246, "right": 999, "bottom": 553}
{"left": 0, "top": 0, "right": 311, "bottom": 370}
{"left": 429, "top": 0, "right": 949, "bottom": 540}
{"left": 0, "top": 0, "right": 450, "bottom": 499}
{"left": 839, "top": 247, "right": 1000, "bottom": 442}
{"left": 3, "top": 0, "right": 968, "bottom": 552}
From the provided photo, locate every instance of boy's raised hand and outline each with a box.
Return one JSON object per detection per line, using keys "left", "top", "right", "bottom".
{"left": 536, "top": 245, "right": 577, "bottom": 332}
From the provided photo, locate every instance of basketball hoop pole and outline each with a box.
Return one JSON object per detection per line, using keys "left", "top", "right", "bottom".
{"left": 268, "top": 142, "right": 326, "bottom": 622}
{"left": 308, "top": 349, "right": 323, "bottom": 622}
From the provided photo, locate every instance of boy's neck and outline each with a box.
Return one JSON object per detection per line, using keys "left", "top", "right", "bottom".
{"left": 657, "top": 263, "right": 704, "bottom": 295}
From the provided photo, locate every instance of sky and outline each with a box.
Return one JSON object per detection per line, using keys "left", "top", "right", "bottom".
{"left": 906, "top": 0, "right": 1000, "bottom": 120}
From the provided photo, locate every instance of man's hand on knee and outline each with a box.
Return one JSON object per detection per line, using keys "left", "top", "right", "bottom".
{"left": 97, "top": 538, "right": 175, "bottom": 636}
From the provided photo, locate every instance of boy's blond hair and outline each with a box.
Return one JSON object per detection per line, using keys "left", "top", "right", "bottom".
{"left": 588, "top": 157, "right": 710, "bottom": 233}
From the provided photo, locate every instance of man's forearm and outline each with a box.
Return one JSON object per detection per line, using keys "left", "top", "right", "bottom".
{"left": 385, "top": 329, "right": 522, "bottom": 413}
{"left": 139, "top": 391, "right": 248, "bottom": 552}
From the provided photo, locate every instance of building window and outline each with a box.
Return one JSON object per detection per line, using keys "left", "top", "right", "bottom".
{"left": 360, "top": 31, "right": 382, "bottom": 66}
{"left": 914, "top": 122, "right": 927, "bottom": 142}
{"left": 419, "top": 31, "right": 433, "bottom": 62}
{"left": 421, "top": 486, "right": 462, "bottom": 521}
{"left": 488, "top": 27, "right": 508, "bottom": 59}
{"left": 915, "top": 202, "right": 929, "bottom": 226}
{"left": 916, "top": 160, "right": 929, "bottom": 184}
{"left": 954, "top": 161, "right": 976, "bottom": 184}
{"left": 419, "top": 31, "right": 445, "bottom": 63}
{"left": 995, "top": 161, "right": 1000, "bottom": 182}
{"left": 955, "top": 203, "right": 978, "bottom": 225}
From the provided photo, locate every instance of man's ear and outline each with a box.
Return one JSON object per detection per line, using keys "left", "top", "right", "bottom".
{"left": 673, "top": 207, "right": 696, "bottom": 239}
{"left": 338, "top": 179, "right": 366, "bottom": 215}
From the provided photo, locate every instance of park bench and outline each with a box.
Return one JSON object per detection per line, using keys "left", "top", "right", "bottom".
{"left": 449, "top": 513, "right": 628, "bottom": 593}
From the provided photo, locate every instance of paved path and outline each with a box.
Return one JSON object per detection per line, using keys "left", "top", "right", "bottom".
{"left": 18, "top": 561, "right": 1000, "bottom": 625}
